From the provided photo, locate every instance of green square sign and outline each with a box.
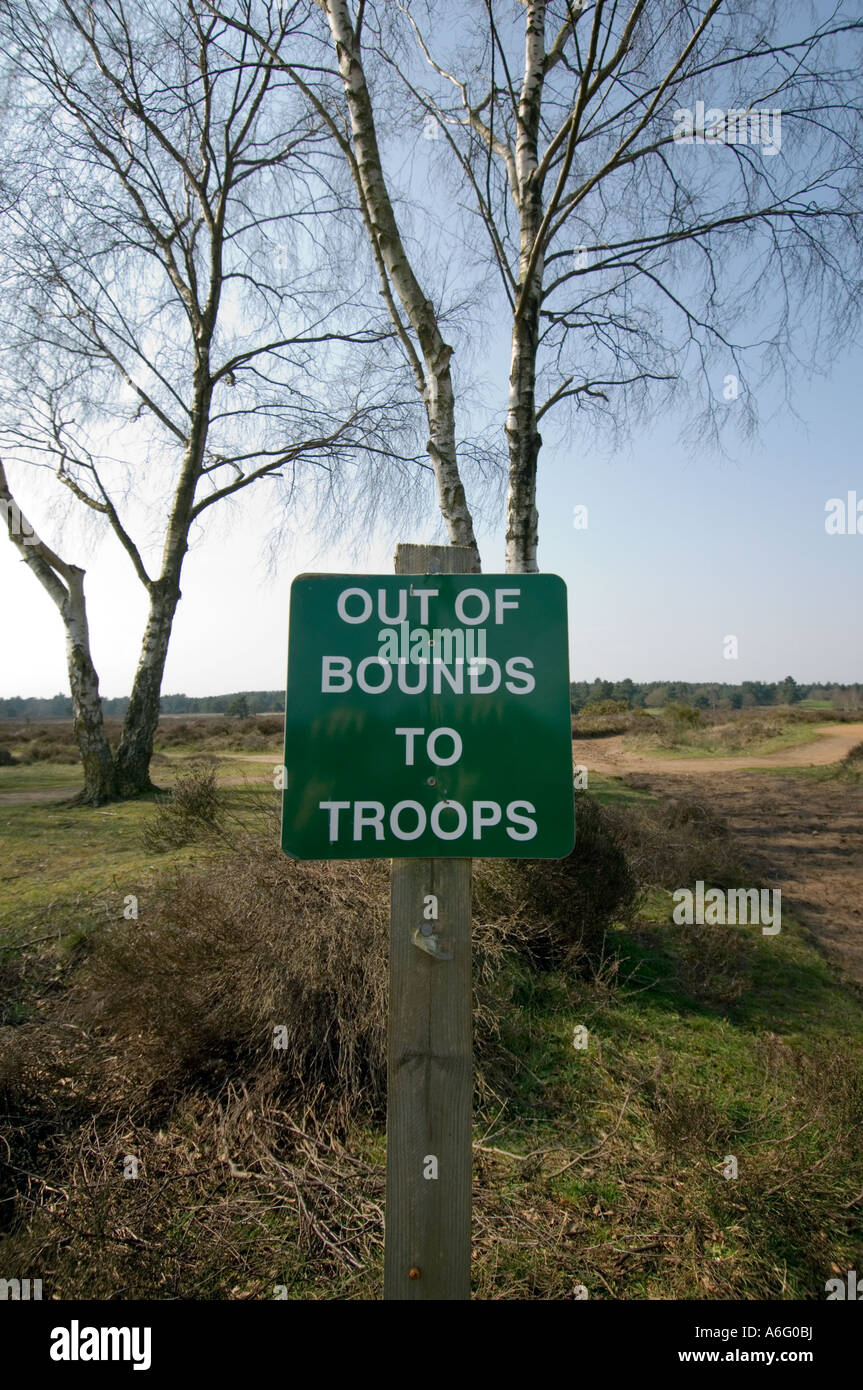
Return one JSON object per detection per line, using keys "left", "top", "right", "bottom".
{"left": 281, "top": 573, "right": 574, "bottom": 860}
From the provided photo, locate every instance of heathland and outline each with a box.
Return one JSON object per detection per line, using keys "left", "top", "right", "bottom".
{"left": 1, "top": 707, "right": 862, "bottom": 1299}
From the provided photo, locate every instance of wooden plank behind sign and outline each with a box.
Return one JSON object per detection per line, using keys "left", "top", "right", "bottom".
{"left": 384, "top": 542, "right": 474, "bottom": 1300}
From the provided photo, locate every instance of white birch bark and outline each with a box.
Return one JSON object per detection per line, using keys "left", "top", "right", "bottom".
{"left": 505, "top": 1, "right": 548, "bottom": 575}
{"left": 320, "top": 0, "right": 480, "bottom": 570}
{"left": 0, "top": 461, "right": 117, "bottom": 805}
{"left": 114, "top": 368, "right": 213, "bottom": 795}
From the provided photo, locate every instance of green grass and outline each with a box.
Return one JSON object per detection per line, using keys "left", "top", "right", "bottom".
{"left": 0, "top": 761, "right": 84, "bottom": 791}
{"left": 153, "top": 750, "right": 278, "bottom": 782}
{"left": 625, "top": 721, "right": 831, "bottom": 761}
{"left": 0, "top": 749, "right": 277, "bottom": 798}
{"left": 578, "top": 770, "right": 658, "bottom": 806}
{"left": 475, "top": 884, "right": 863, "bottom": 1298}
{"left": 155, "top": 743, "right": 281, "bottom": 762}
{"left": 742, "top": 752, "right": 862, "bottom": 784}
{"left": 0, "top": 786, "right": 271, "bottom": 934}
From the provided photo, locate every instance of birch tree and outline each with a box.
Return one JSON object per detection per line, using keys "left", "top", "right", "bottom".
{"left": 395, "top": 0, "right": 863, "bottom": 571}
{"left": 207, "top": 0, "right": 483, "bottom": 570}
{"left": 0, "top": 461, "right": 117, "bottom": 803}
{"left": 0, "top": 0, "right": 419, "bottom": 799}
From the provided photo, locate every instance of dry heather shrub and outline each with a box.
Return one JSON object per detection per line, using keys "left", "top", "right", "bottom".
{"left": 649, "top": 1084, "right": 728, "bottom": 1158}
{"left": 141, "top": 760, "right": 224, "bottom": 851}
{"left": 761, "top": 1033, "right": 863, "bottom": 1140}
{"left": 68, "top": 796, "right": 637, "bottom": 1122}
{"left": 0, "top": 848, "right": 548, "bottom": 1287}
{"left": 622, "top": 706, "right": 834, "bottom": 754}
{"left": 663, "top": 798, "right": 728, "bottom": 836}
{"left": 2, "top": 1087, "right": 389, "bottom": 1297}
{"left": 154, "top": 718, "right": 204, "bottom": 746}
{"left": 69, "top": 840, "right": 533, "bottom": 1118}
{"left": 0, "top": 953, "right": 27, "bottom": 1026}
{"left": 0, "top": 1017, "right": 99, "bottom": 1245}
{"left": 73, "top": 848, "right": 391, "bottom": 1119}
{"left": 634, "top": 1055, "right": 731, "bottom": 1157}
{"left": 473, "top": 795, "right": 636, "bottom": 975}
{"left": 675, "top": 922, "right": 755, "bottom": 1005}
{"left": 5, "top": 721, "right": 86, "bottom": 762}
{"left": 19, "top": 735, "right": 80, "bottom": 764}
{"left": 155, "top": 715, "right": 283, "bottom": 751}
{"left": 571, "top": 712, "right": 632, "bottom": 737}
{"left": 606, "top": 794, "right": 738, "bottom": 890}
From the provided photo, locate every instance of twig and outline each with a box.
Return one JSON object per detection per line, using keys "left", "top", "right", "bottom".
{"left": 544, "top": 1089, "right": 633, "bottom": 1179}
{"left": 3, "top": 930, "right": 62, "bottom": 952}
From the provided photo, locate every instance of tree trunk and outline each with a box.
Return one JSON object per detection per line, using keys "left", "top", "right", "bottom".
{"left": 1, "top": 461, "right": 117, "bottom": 805}
{"left": 64, "top": 567, "right": 119, "bottom": 806}
{"left": 113, "top": 575, "right": 182, "bottom": 797}
{"left": 505, "top": 289, "right": 543, "bottom": 574}
{"left": 115, "top": 351, "right": 212, "bottom": 795}
{"left": 506, "top": 1, "right": 547, "bottom": 575}
{"left": 322, "top": 0, "right": 480, "bottom": 570}
{"left": 505, "top": 193, "right": 545, "bottom": 572}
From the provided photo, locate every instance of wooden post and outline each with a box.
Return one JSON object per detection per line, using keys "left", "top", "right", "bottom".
{"left": 384, "top": 543, "right": 474, "bottom": 1300}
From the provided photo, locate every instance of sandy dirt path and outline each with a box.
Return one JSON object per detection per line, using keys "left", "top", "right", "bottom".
{"left": 568, "top": 722, "right": 863, "bottom": 983}
{"left": 572, "top": 722, "right": 863, "bottom": 778}
{"left": 619, "top": 764, "right": 863, "bottom": 985}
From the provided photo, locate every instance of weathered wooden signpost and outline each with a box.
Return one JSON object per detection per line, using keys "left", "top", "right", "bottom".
{"left": 281, "top": 545, "right": 574, "bottom": 1299}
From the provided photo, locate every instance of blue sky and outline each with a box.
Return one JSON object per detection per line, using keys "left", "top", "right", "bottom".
{"left": 533, "top": 350, "right": 863, "bottom": 686}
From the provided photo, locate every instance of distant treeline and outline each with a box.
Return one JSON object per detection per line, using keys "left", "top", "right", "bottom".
{"left": 0, "top": 691, "right": 285, "bottom": 719}
{"left": 569, "top": 678, "right": 862, "bottom": 713}
{"left": 2, "top": 680, "right": 861, "bottom": 721}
